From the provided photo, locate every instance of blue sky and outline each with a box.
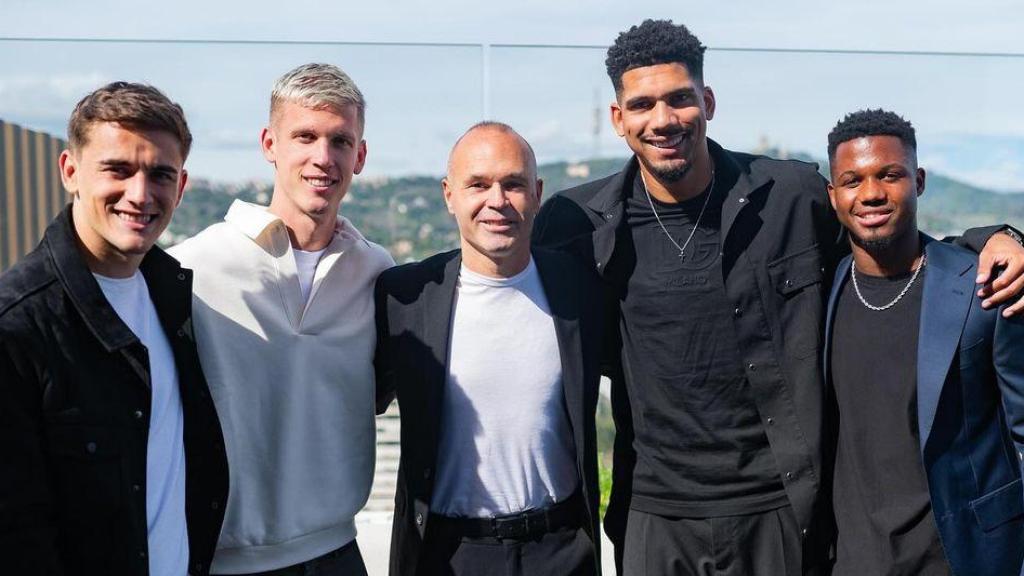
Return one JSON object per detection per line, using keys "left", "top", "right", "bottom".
{"left": 2, "top": 0, "right": 1023, "bottom": 190}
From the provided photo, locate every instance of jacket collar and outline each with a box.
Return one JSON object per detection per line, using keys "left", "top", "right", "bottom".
{"left": 584, "top": 139, "right": 772, "bottom": 272}
{"left": 585, "top": 139, "right": 770, "bottom": 216}
{"left": 533, "top": 248, "right": 587, "bottom": 454}
{"left": 714, "top": 140, "right": 773, "bottom": 239}
{"left": 585, "top": 157, "right": 637, "bottom": 216}
{"left": 824, "top": 235, "right": 976, "bottom": 452}
{"left": 419, "top": 249, "right": 462, "bottom": 493}
{"left": 916, "top": 235, "right": 976, "bottom": 450}
{"left": 45, "top": 204, "right": 191, "bottom": 353}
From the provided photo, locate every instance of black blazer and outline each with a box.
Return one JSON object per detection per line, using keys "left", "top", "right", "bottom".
{"left": 374, "top": 248, "right": 604, "bottom": 576}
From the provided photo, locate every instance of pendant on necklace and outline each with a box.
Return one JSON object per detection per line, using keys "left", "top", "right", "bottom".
{"left": 678, "top": 248, "right": 687, "bottom": 260}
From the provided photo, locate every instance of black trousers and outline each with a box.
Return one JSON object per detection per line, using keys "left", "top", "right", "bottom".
{"left": 219, "top": 540, "right": 368, "bottom": 576}
{"left": 419, "top": 521, "right": 596, "bottom": 576}
{"left": 623, "top": 505, "right": 828, "bottom": 576}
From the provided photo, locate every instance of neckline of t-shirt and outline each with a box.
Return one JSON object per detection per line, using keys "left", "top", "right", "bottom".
{"left": 852, "top": 265, "right": 922, "bottom": 283}
{"left": 459, "top": 258, "right": 536, "bottom": 288}
{"left": 294, "top": 247, "right": 327, "bottom": 260}
{"left": 632, "top": 171, "right": 718, "bottom": 211}
{"left": 93, "top": 270, "right": 144, "bottom": 287}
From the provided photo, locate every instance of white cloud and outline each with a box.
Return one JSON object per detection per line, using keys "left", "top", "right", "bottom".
{"left": 0, "top": 72, "right": 110, "bottom": 131}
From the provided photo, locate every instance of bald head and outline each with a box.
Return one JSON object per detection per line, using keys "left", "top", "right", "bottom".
{"left": 447, "top": 121, "right": 537, "bottom": 178}
{"left": 442, "top": 121, "right": 543, "bottom": 278}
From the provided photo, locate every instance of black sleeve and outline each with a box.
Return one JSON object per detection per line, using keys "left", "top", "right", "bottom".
{"left": 604, "top": 358, "right": 635, "bottom": 576}
{"left": 0, "top": 334, "right": 64, "bottom": 574}
{"left": 946, "top": 225, "right": 1012, "bottom": 254}
{"left": 533, "top": 195, "right": 596, "bottom": 250}
{"left": 532, "top": 195, "right": 564, "bottom": 247}
{"left": 812, "top": 170, "right": 851, "bottom": 288}
{"left": 373, "top": 276, "right": 396, "bottom": 416}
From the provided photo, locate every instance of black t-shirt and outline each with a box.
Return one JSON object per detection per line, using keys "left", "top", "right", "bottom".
{"left": 621, "top": 172, "right": 786, "bottom": 517}
{"left": 831, "top": 265, "right": 951, "bottom": 576}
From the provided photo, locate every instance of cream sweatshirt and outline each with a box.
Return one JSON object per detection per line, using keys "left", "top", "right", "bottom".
{"left": 169, "top": 200, "right": 394, "bottom": 573}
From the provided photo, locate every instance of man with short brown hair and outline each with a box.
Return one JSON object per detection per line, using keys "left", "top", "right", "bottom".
{"left": 0, "top": 81, "right": 228, "bottom": 575}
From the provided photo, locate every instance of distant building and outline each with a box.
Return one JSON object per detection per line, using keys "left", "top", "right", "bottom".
{"left": 566, "top": 162, "right": 590, "bottom": 178}
{"left": 0, "top": 119, "right": 67, "bottom": 273}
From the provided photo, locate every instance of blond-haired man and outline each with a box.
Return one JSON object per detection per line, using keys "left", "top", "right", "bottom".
{"left": 171, "top": 63, "right": 393, "bottom": 575}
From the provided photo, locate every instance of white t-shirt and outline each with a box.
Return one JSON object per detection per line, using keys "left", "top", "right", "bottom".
{"left": 430, "top": 259, "right": 579, "bottom": 517}
{"left": 293, "top": 247, "right": 326, "bottom": 304}
{"left": 95, "top": 272, "right": 188, "bottom": 576}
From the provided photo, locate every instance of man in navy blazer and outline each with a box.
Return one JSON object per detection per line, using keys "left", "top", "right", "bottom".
{"left": 823, "top": 109, "right": 1024, "bottom": 575}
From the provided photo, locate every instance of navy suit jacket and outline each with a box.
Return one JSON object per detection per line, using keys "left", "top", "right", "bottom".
{"left": 825, "top": 235, "right": 1024, "bottom": 576}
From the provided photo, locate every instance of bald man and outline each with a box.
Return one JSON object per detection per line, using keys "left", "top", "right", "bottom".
{"left": 374, "top": 122, "right": 604, "bottom": 576}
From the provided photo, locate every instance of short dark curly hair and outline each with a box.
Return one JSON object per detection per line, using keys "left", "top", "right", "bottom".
{"left": 606, "top": 19, "right": 706, "bottom": 94}
{"left": 827, "top": 109, "right": 916, "bottom": 162}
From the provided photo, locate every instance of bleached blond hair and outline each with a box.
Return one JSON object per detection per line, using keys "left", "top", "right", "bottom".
{"left": 270, "top": 62, "right": 366, "bottom": 128}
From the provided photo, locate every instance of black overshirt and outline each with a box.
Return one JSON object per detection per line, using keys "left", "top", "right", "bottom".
{"left": 621, "top": 172, "right": 786, "bottom": 517}
{"left": 831, "top": 265, "right": 951, "bottom": 576}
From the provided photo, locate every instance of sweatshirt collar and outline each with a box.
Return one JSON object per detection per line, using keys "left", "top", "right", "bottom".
{"left": 223, "top": 199, "right": 368, "bottom": 250}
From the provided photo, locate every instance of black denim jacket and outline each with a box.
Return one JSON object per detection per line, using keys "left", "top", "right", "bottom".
{"left": 0, "top": 205, "right": 228, "bottom": 576}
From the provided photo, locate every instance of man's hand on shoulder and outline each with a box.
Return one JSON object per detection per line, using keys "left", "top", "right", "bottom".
{"left": 976, "top": 229, "right": 1024, "bottom": 317}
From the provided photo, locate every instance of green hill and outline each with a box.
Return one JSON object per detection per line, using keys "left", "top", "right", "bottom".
{"left": 163, "top": 155, "right": 1023, "bottom": 260}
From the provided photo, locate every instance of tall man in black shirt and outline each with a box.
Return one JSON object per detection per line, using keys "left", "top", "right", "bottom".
{"left": 825, "top": 109, "right": 1024, "bottom": 576}
{"left": 531, "top": 19, "right": 1024, "bottom": 576}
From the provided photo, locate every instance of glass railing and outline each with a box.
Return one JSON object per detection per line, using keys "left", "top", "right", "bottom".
{"left": 2, "top": 38, "right": 1022, "bottom": 265}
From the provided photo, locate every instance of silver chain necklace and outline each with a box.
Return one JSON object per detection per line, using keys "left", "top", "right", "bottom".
{"left": 851, "top": 253, "right": 927, "bottom": 311}
{"left": 641, "top": 169, "right": 715, "bottom": 261}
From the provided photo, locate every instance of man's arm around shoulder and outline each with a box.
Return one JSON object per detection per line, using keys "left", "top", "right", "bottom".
{"left": 374, "top": 271, "right": 396, "bottom": 415}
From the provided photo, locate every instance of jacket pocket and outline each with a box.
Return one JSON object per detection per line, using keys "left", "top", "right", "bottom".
{"left": 769, "top": 245, "right": 824, "bottom": 296}
{"left": 970, "top": 478, "right": 1024, "bottom": 532}
{"left": 45, "top": 425, "right": 124, "bottom": 566}
{"left": 46, "top": 425, "right": 123, "bottom": 515}
{"left": 767, "top": 245, "right": 825, "bottom": 358}
{"left": 958, "top": 337, "right": 988, "bottom": 370}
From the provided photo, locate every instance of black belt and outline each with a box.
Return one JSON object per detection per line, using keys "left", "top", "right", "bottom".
{"left": 430, "top": 491, "right": 584, "bottom": 540}
{"left": 233, "top": 540, "right": 357, "bottom": 575}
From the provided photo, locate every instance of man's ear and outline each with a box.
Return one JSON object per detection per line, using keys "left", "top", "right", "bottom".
{"left": 442, "top": 178, "right": 455, "bottom": 215}
{"left": 175, "top": 169, "right": 189, "bottom": 207}
{"left": 827, "top": 182, "right": 837, "bottom": 211}
{"left": 702, "top": 85, "right": 716, "bottom": 121}
{"left": 59, "top": 149, "right": 79, "bottom": 197}
{"left": 353, "top": 140, "right": 367, "bottom": 175}
{"left": 260, "top": 126, "right": 276, "bottom": 164}
{"left": 916, "top": 167, "right": 926, "bottom": 198}
{"left": 610, "top": 101, "right": 625, "bottom": 138}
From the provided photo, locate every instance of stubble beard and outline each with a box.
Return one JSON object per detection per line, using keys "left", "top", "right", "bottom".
{"left": 859, "top": 235, "right": 894, "bottom": 250}
{"left": 851, "top": 223, "right": 914, "bottom": 262}
{"left": 648, "top": 159, "right": 691, "bottom": 183}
